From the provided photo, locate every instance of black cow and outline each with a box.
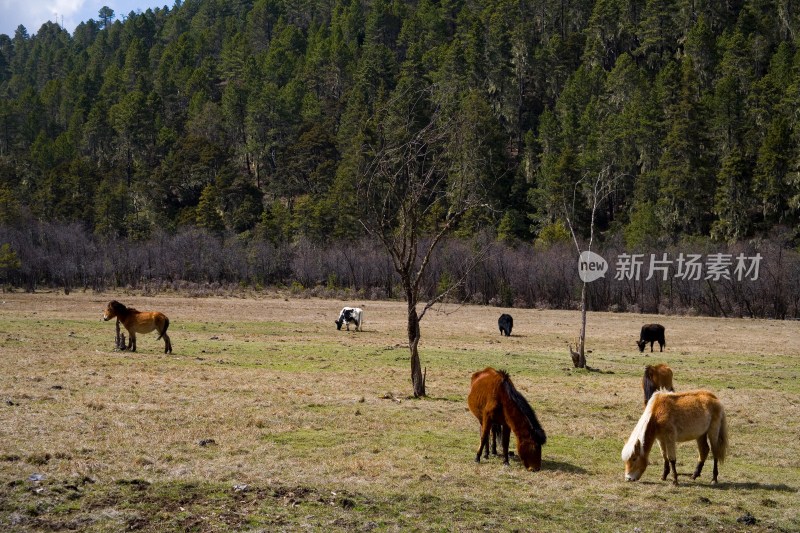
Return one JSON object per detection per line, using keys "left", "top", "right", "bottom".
{"left": 498, "top": 314, "right": 513, "bottom": 336}
{"left": 637, "top": 324, "right": 666, "bottom": 352}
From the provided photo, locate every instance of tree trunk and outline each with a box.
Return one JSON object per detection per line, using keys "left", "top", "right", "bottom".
{"left": 566, "top": 224, "right": 589, "bottom": 369}
{"left": 576, "top": 281, "right": 586, "bottom": 368}
{"left": 408, "top": 304, "right": 426, "bottom": 397}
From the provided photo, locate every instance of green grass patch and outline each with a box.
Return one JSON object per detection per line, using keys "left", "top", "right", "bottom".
{"left": 1, "top": 294, "right": 799, "bottom": 531}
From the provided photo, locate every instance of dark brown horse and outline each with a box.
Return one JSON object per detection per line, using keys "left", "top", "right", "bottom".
{"left": 103, "top": 300, "right": 172, "bottom": 354}
{"left": 642, "top": 364, "right": 675, "bottom": 407}
{"left": 468, "top": 367, "right": 547, "bottom": 471}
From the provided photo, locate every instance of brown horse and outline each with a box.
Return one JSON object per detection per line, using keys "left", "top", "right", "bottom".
{"left": 622, "top": 390, "right": 727, "bottom": 485}
{"left": 468, "top": 367, "right": 547, "bottom": 471}
{"left": 103, "top": 300, "right": 172, "bottom": 354}
{"left": 642, "top": 364, "right": 675, "bottom": 407}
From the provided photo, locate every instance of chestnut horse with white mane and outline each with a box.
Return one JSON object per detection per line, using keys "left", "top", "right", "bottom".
{"left": 622, "top": 390, "right": 727, "bottom": 485}
{"left": 103, "top": 300, "right": 172, "bottom": 354}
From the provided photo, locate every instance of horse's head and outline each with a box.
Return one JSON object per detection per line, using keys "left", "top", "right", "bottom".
{"left": 623, "top": 440, "right": 648, "bottom": 481}
{"left": 104, "top": 301, "right": 123, "bottom": 321}
{"left": 517, "top": 440, "right": 542, "bottom": 472}
{"left": 636, "top": 340, "right": 647, "bottom": 352}
{"left": 334, "top": 319, "right": 343, "bottom": 330}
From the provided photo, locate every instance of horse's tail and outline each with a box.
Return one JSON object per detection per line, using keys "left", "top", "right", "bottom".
{"left": 157, "top": 317, "right": 170, "bottom": 340}
{"left": 501, "top": 373, "right": 547, "bottom": 446}
{"left": 715, "top": 407, "right": 728, "bottom": 464}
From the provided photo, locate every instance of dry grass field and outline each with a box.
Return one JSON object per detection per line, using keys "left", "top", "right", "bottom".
{"left": 0, "top": 291, "right": 798, "bottom": 532}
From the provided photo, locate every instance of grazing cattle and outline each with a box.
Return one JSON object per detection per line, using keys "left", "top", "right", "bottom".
{"left": 335, "top": 307, "right": 363, "bottom": 331}
{"left": 103, "top": 300, "right": 172, "bottom": 354}
{"left": 468, "top": 367, "right": 547, "bottom": 471}
{"left": 498, "top": 314, "right": 513, "bottom": 336}
{"left": 642, "top": 364, "right": 675, "bottom": 407}
{"left": 622, "top": 390, "right": 727, "bottom": 485}
{"left": 637, "top": 323, "right": 666, "bottom": 352}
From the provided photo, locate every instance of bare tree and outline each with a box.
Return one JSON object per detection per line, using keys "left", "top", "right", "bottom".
{"left": 564, "top": 166, "right": 618, "bottom": 368}
{"left": 357, "top": 86, "right": 492, "bottom": 397}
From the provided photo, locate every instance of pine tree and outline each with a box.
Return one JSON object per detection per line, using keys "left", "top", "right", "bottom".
{"left": 196, "top": 184, "right": 225, "bottom": 233}
{"left": 712, "top": 146, "right": 753, "bottom": 241}
{"left": 752, "top": 117, "right": 791, "bottom": 225}
{"left": 655, "top": 58, "right": 713, "bottom": 235}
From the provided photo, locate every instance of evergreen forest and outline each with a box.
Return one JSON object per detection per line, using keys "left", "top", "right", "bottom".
{"left": 1, "top": 0, "right": 800, "bottom": 317}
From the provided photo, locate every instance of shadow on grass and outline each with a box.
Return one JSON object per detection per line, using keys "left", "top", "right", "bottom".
{"left": 712, "top": 481, "right": 797, "bottom": 493}
{"left": 583, "top": 365, "right": 615, "bottom": 375}
{"left": 542, "top": 459, "right": 588, "bottom": 474}
{"left": 425, "top": 395, "right": 462, "bottom": 402}
{"left": 630, "top": 475, "right": 797, "bottom": 493}
{"left": 471, "top": 454, "right": 588, "bottom": 475}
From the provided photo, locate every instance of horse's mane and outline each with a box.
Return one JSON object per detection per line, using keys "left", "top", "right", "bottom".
{"left": 110, "top": 301, "right": 136, "bottom": 314}
{"left": 622, "top": 408, "right": 650, "bottom": 461}
{"left": 622, "top": 389, "right": 673, "bottom": 461}
{"left": 500, "top": 370, "right": 547, "bottom": 446}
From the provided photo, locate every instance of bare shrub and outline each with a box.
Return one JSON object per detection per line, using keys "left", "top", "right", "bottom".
{"left": 1, "top": 218, "right": 799, "bottom": 319}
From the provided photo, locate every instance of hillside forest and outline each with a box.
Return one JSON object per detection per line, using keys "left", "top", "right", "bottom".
{"left": 1, "top": 0, "right": 800, "bottom": 317}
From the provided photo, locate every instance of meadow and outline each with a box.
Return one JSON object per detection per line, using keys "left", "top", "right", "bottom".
{"left": 0, "top": 291, "right": 798, "bottom": 532}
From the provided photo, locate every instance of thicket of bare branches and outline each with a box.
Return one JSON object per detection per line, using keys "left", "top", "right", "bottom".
{"left": 2, "top": 221, "right": 799, "bottom": 319}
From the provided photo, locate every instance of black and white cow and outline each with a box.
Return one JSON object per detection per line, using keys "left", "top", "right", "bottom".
{"left": 498, "top": 314, "right": 513, "bottom": 336}
{"left": 335, "top": 307, "right": 363, "bottom": 331}
{"left": 637, "top": 323, "right": 666, "bottom": 352}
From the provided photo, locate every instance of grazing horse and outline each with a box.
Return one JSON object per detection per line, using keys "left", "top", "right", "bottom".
{"left": 468, "top": 367, "right": 547, "bottom": 471}
{"left": 622, "top": 390, "right": 727, "bottom": 485}
{"left": 642, "top": 364, "right": 675, "bottom": 407}
{"left": 103, "top": 300, "right": 172, "bottom": 354}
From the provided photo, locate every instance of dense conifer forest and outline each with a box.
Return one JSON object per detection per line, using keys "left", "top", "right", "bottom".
{"left": 1, "top": 0, "right": 799, "bottom": 316}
